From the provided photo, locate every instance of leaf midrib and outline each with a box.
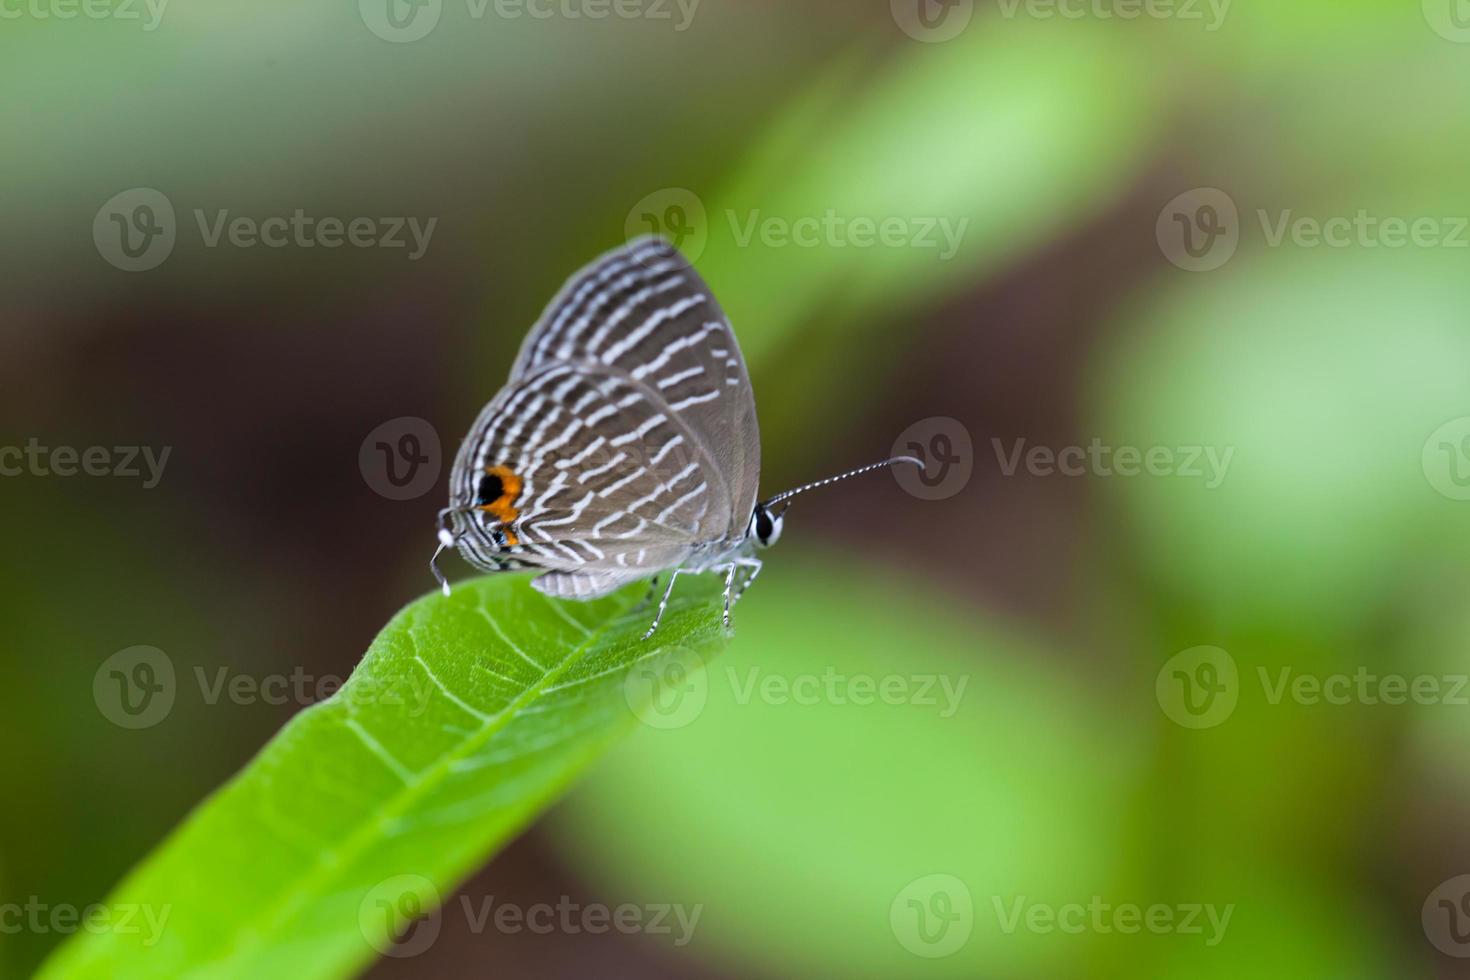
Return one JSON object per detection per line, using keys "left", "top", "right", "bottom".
{"left": 72, "top": 591, "right": 656, "bottom": 975}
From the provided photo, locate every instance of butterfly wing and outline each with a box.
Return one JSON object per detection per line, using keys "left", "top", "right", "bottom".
{"left": 449, "top": 361, "right": 724, "bottom": 582}
{"left": 448, "top": 237, "right": 761, "bottom": 591}
{"left": 509, "top": 236, "right": 761, "bottom": 538}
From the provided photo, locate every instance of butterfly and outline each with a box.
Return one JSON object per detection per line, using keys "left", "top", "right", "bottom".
{"left": 432, "top": 236, "right": 919, "bottom": 638}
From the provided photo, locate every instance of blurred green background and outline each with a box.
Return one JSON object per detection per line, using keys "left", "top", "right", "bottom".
{"left": 6, "top": 0, "right": 1470, "bottom": 976}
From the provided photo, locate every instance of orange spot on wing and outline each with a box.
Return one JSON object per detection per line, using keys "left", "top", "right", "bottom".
{"left": 476, "top": 464, "right": 524, "bottom": 530}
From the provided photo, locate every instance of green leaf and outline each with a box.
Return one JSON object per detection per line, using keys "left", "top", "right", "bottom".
{"left": 38, "top": 574, "right": 726, "bottom": 980}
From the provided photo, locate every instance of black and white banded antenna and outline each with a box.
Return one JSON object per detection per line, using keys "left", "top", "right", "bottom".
{"left": 761, "top": 455, "right": 923, "bottom": 517}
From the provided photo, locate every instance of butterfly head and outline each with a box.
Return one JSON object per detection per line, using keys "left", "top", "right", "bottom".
{"left": 432, "top": 463, "right": 530, "bottom": 594}
{"left": 749, "top": 502, "right": 784, "bottom": 549}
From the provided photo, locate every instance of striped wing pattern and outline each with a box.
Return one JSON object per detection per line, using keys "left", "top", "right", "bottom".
{"left": 510, "top": 236, "right": 761, "bottom": 531}
{"left": 450, "top": 237, "right": 760, "bottom": 597}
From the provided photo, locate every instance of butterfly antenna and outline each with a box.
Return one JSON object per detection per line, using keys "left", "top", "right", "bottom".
{"left": 762, "top": 455, "right": 923, "bottom": 515}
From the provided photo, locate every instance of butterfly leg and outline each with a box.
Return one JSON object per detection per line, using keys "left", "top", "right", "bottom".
{"left": 641, "top": 570, "right": 682, "bottom": 641}
{"left": 721, "top": 564, "right": 738, "bottom": 634}
{"left": 732, "top": 558, "right": 763, "bottom": 607}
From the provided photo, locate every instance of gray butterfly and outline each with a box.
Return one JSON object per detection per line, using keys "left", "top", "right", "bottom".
{"left": 433, "top": 236, "right": 918, "bottom": 637}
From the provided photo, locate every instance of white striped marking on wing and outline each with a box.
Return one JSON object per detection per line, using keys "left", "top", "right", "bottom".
{"left": 655, "top": 481, "right": 708, "bottom": 522}
{"left": 600, "top": 293, "right": 706, "bottom": 363}
{"left": 474, "top": 366, "right": 572, "bottom": 470}
{"left": 649, "top": 434, "right": 685, "bottom": 466}
{"left": 610, "top": 414, "right": 666, "bottom": 447}
{"left": 528, "top": 417, "right": 585, "bottom": 466}
{"left": 579, "top": 451, "right": 628, "bottom": 482}
{"left": 596, "top": 467, "right": 644, "bottom": 497}
{"left": 656, "top": 365, "right": 706, "bottom": 389}
{"left": 556, "top": 435, "right": 607, "bottom": 469}
{"left": 580, "top": 274, "right": 686, "bottom": 356}
{"left": 629, "top": 323, "right": 717, "bottom": 380}
{"left": 521, "top": 470, "right": 570, "bottom": 523}
{"left": 667, "top": 389, "right": 721, "bottom": 411}
{"left": 512, "top": 403, "right": 566, "bottom": 498}
{"left": 614, "top": 519, "right": 649, "bottom": 539}
{"left": 570, "top": 389, "right": 599, "bottom": 414}
{"left": 592, "top": 509, "right": 635, "bottom": 535}
{"left": 537, "top": 247, "right": 675, "bottom": 361}
{"left": 583, "top": 404, "right": 618, "bottom": 427}
{"left": 665, "top": 460, "right": 700, "bottom": 488}
{"left": 533, "top": 491, "right": 596, "bottom": 529}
